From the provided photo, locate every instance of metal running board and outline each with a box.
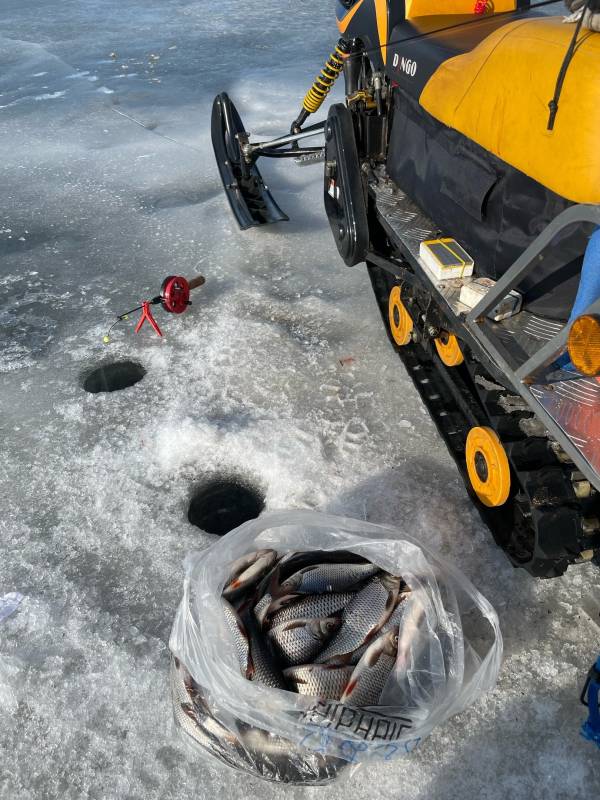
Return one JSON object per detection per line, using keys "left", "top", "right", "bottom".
{"left": 370, "top": 169, "right": 600, "bottom": 490}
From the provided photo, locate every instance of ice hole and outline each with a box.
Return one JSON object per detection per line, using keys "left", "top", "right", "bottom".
{"left": 83, "top": 361, "right": 146, "bottom": 393}
{"left": 187, "top": 476, "right": 265, "bottom": 535}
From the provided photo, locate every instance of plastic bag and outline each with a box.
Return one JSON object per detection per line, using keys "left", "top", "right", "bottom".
{"left": 169, "top": 510, "right": 502, "bottom": 783}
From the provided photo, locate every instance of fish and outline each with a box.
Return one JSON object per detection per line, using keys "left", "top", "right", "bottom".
{"left": 268, "top": 617, "right": 341, "bottom": 666}
{"left": 316, "top": 574, "right": 402, "bottom": 665}
{"left": 284, "top": 664, "right": 354, "bottom": 700}
{"left": 240, "top": 729, "right": 342, "bottom": 784}
{"left": 246, "top": 616, "right": 287, "bottom": 689}
{"left": 340, "top": 628, "right": 399, "bottom": 707}
{"left": 172, "top": 656, "right": 340, "bottom": 782}
{"left": 251, "top": 560, "right": 303, "bottom": 628}
{"left": 253, "top": 554, "right": 371, "bottom": 625}
{"left": 254, "top": 551, "right": 371, "bottom": 606}
{"left": 250, "top": 556, "right": 299, "bottom": 626}
{"left": 268, "top": 592, "right": 355, "bottom": 629}
{"left": 278, "top": 562, "right": 380, "bottom": 596}
{"left": 396, "top": 597, "right": 427, "bottom": 672}
{"left": 240, "top": 728, "right": 302, "bottom": 759}
{"left": 349, "top": 591, "right": 410, "bottom": 664}
{"left": 222, "top": 549, "right": 278, "bottom": 600}
{"left": 274, "top": 550, "right": 372, "bottom": 581}
{"left": 253, "top": 593, "right": 273, "bottom": 627}
{"left": 170, "top": 657, "right": 242, "bottom": 759}
{"left": 221, "top": 597, "right": 251, "bottom": 675}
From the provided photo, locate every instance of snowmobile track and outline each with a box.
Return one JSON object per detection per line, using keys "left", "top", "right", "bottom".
{"left": 367, "top": 262, "right": 600, "bottom": 578}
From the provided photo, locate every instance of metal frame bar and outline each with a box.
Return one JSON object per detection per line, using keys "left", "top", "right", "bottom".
{"left": 516, "top": 296, "right": 600, "bottom": 383}
{"left": 463, "top": 204, "right": 600, "bottom": 485}
{"left": 466, "top": 204, "right": 600, "bottom": 324}
{"left": 465, "top": 203, "right": 600, "bottom": 391}
{"left": 366, "top": 251, "right": 420, "bottom": 287}
{"left": 249, "top": 122, "right": 326, "bottom": 154}
{"left": 259, "top": 147, "right": 323, "bottom": 159}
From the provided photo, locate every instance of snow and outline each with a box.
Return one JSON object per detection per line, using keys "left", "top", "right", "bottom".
{"left": 0, "top": 1, "right": 598, "bottom": 798}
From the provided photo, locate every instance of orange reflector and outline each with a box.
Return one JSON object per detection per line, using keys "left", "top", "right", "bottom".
{"left": 568, "top": 314, "right": 600, "bottom": 377}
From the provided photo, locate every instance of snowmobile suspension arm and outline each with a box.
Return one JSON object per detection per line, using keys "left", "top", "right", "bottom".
{"left": 240, "top": 121, "right": 325, "bottom": 162}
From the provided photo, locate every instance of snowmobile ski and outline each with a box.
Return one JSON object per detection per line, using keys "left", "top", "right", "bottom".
{"left": 211, "top": 93, "right": 288, "bottom": 230}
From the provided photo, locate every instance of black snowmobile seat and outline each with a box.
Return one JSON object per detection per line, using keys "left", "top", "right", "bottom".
{"left": 386, "top": 6, "right": 542, "bottom": 97}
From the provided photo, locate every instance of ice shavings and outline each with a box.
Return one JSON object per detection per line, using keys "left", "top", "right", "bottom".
{"left": 0, "top": 592, "right": 24, "bottom": 624}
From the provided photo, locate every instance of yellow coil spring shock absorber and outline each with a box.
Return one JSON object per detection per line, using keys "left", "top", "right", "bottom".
{"left": 292, "top": 39, "right": 351, "bottom": 132}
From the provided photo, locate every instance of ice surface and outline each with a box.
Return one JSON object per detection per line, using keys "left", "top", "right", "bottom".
{"left": 0, "top": 593, "right": 24, "bottom": 624}
{"left": 0, "top": 1, "right": 598, "bottom": 798}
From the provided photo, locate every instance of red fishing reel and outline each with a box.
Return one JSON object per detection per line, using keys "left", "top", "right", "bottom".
{"left": 161, "top": 275, "right": 192, "bottom": 314}
{"left": 104, "top": 274, "right": 206, "bottom": 342}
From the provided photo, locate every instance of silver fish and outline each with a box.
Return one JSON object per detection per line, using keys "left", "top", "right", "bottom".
{"left": 316, "top": 575, "right": 402, "bottom": 665}
{"left": 246, "top": 617, "right": 286, "bottom": 689}
{"left": 350, "top": 591, "right": 410, "bottom": 664}
{"left": 222, "top": 549, "right": 278, "bottom": 600}
{"left": 170, "top": 658, "right": 241, "bottom": 758}
{"left": 240, "top": 729, "right": 342, "bottom": 784}
{"left": 340, "top": 628, "right": 399, "bottom": 707}
{"left": 253, "top": 593, "right": 273, "bottom": 627}
{"left": 225, "top": 550, "right": 276, "bottom": 583}
{"left": 172, "top": 692, "right": 219, "bottom": 752}
{"left": 284, "top": 664, "right": 354, "bottom": 700}
{"left": 268, "top": 617, "right": 341, "bottom": 666}
{"left": 396, "top": 597, "right": 427, "bottom": 671}
{"left": 255, "top": 591, "right": 301, "bottom": 628}
{"left": 279, "top": 562, "right": 380, "bottom": 595}
{"left": 268, "top": 592, "right": 355, "bottom": 629}
{"left": 221, "top": 598, "right": 251, "bottom": 676}
{"left": 250, "top": 557, "right": 298, "bottom": 626}
{"left": 240, "top": 728, "right": 301, "bottom": 759}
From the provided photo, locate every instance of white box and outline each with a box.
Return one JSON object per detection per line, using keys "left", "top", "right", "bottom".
{"left": 419, "top": 238, "right": 474, "bottom": 281}
{"left": 460, "top": 277, "right": 522, "bottom": 321}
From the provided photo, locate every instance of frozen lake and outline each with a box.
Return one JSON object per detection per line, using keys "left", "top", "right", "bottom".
{"left": 1, "top": 1, "right": 599, "bottom": 798}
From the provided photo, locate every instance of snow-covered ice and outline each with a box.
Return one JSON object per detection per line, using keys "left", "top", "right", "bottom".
{"left": 0, "top": 1, "right": 599, "bottom": 798}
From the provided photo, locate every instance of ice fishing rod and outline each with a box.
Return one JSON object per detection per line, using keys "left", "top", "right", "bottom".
{"left": 104, "top": 274, "right": 206, "bottom": 343}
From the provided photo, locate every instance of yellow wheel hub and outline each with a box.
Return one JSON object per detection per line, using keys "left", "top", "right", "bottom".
{"left": 435, "top": 331, "right": 464, "bottom": 367}
{"left": 466, "top": 426, "right": 511, "bottom": 508}
{"left": 388, "top": 286, "right": 413, "bottom": 346}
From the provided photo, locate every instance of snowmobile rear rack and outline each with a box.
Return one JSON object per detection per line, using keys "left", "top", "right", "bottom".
{"left": 211, "top": 93, "right": 325, "bottom": 230}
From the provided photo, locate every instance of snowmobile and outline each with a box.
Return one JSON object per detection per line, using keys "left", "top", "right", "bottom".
{"left": 211, "top": 0, "right": 600, "bottom": 578}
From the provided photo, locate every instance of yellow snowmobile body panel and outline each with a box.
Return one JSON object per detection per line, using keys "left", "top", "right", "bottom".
{"left": 419, "top": 18, "right": 600, "bottom": 204}
{"left": 406, "top": 0, "right": 516, "bottom": 16}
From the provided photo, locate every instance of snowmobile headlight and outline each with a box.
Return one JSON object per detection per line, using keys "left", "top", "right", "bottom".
{"left": 568, "top": 314, "right": 600, "bottom": 377}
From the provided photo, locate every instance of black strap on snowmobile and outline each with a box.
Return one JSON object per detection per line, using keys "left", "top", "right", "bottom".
{"left": 547, "top": 0, "right": 595, "bottom": 130}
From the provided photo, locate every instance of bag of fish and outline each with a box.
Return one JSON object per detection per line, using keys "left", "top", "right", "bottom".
{"left": 169, "top": 510, "right": 502, "bottom": 784}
